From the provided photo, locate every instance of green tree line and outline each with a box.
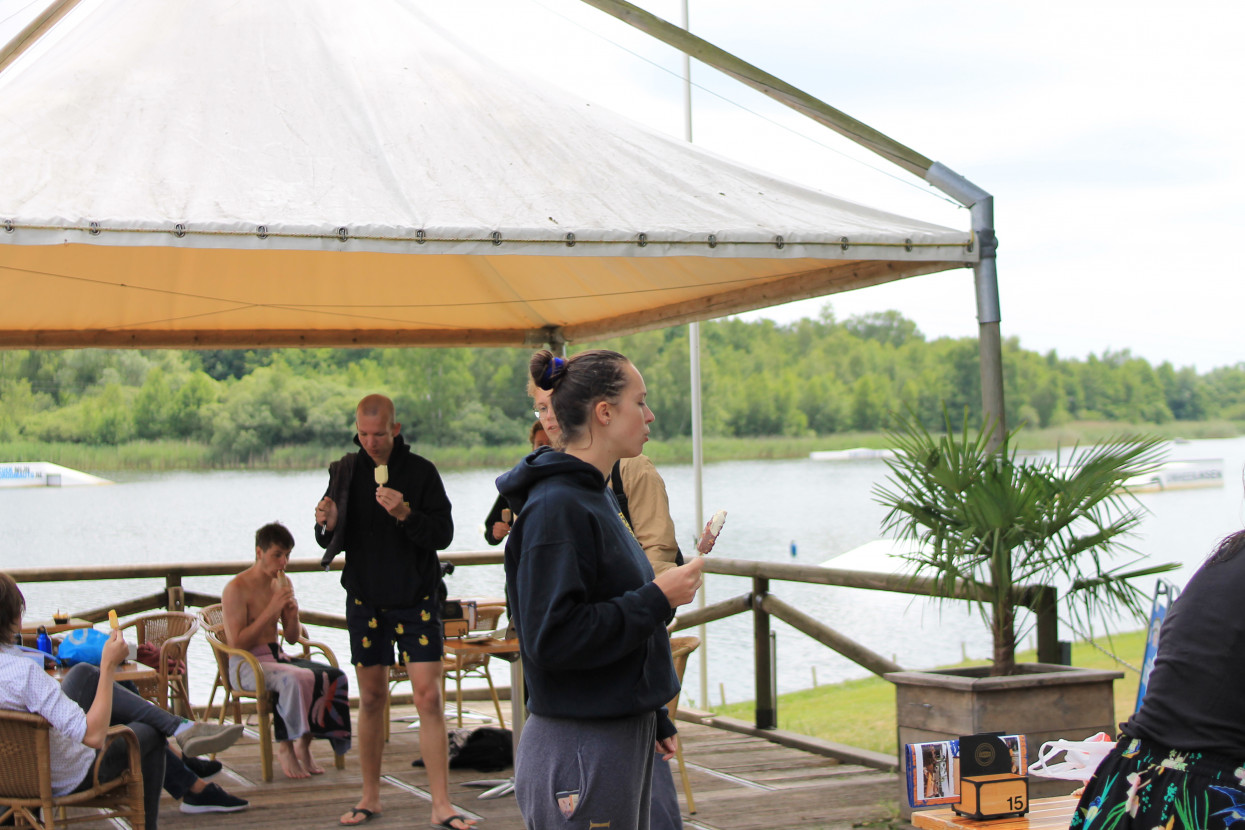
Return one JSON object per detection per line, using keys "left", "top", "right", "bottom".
{"left": 1, "top": 306, "right": 1242, "bottom": 461}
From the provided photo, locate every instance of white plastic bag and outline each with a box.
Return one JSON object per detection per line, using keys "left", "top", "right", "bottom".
{"left": 1027, "top": 732, "right": 1116, "bottom": 781}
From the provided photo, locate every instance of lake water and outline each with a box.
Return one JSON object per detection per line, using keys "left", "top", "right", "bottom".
{"left": 6, "top": 437, "right": 1245, "bottom": 711}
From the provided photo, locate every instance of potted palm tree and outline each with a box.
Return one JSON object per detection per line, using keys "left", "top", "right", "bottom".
{"left": 873, "top": 408, "right": 1179, "bottom": 809}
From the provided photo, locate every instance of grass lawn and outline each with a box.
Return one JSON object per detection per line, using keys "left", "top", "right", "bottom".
{"left": 709, "top": 629, "right": 1148, "bottom": 755}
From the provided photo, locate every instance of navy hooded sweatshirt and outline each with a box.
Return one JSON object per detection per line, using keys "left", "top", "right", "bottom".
{"left": 497, "top": 446, "right": 679, "bottom": 738}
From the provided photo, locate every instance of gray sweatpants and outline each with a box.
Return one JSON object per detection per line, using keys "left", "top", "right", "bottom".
{"left": 650, "top": 750, "right": 683, "bottom": 830}
{"left": 516, "top": 711, "right": 657, "bottom": 830}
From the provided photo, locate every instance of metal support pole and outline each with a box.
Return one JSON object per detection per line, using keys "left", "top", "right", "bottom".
{"left": 752, "top": 577, "right": 774, "bottom": 729}
{"left": 676, "top": 0, "right": 711, "bottom": 718}
{"left": 927, "top": 164, "right": 1004, "bottom": 447}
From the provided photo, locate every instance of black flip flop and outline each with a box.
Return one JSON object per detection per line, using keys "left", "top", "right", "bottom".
{"left": 340, "top": 808, "right": 381, "bottom": 826}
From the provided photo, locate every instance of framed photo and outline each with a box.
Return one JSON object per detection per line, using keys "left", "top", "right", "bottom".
{"left": 906, "top": 739, "right": 960, "bottom": 807}
{"left": 905, "top": 735, "right": 1027, "bottom": 808}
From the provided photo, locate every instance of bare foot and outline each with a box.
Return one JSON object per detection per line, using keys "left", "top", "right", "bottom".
{"left": 276, "top": 742, "right": 310, "bottom": 779}
{"left": 295, "top": 736, "right": 324, "bottom": 775}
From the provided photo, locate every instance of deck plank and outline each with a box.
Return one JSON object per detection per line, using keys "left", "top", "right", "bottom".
{"left": 58, "top": 704, "right": 910, "bottom": 830}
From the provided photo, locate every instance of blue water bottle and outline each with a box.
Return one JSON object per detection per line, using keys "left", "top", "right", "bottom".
{"left": 36, "top": 625, "right": 53, "bottom": 655}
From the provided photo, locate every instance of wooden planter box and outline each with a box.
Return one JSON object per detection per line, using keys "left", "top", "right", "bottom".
{"left": 886, "top": 663, "right": 1122, "bottom": 818}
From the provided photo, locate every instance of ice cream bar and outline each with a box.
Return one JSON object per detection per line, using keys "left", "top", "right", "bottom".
{"left": 697, "top": 509, "right": 728, "bottom": 554}
{"left": 374, "top": 465, "right": 388, "bottom": 486}
{"left": 108, "top": 609, "right": 119, "bottom": 629}
{"left": 502, "top": 508, "right": 513, "bottom": 524}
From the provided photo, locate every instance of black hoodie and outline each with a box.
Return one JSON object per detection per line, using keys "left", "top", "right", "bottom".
{"left": 497, "top": 446, "right": 679, "bottom": 738}
{"left": 315, "top": 434, "right": 453, "bottom": 608}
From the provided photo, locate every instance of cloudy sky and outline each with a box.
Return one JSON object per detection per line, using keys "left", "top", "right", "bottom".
{"left": 4, "top": 0, "right": 1239, "bottom": 370}
{"left": 417, "top": 0, "right": 1242, "bottom": 371}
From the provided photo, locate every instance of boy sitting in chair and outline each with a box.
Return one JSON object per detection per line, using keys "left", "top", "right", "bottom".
{"left": 222, "top": 522, "right": 351, "bottom": 779}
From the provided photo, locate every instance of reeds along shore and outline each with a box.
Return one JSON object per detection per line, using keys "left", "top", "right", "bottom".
{"left": 4, "top": 420, "right": 1240, "bottom": 473}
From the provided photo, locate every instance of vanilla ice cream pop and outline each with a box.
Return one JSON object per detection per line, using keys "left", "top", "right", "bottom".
{"left": 374, "top": 464, "right": 388, "bottom": 486}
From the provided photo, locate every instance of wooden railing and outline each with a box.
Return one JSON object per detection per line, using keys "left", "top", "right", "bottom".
{"left": 674, "top": 558, "right": 1059, "bottom": 731}
{"left": 7, "top": 552, "right": 1059, "bottom": 755}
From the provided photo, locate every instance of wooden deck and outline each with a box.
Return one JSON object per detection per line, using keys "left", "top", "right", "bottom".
{"left": 78, "top": 703, "right": 912, "bottom": 830}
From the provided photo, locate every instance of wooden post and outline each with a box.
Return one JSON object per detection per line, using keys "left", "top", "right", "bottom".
{"left": 166, "top": 575, "right": 183, "bottom": 611}
{"left": 753, "top": 576, "right": 775, "bottom": 730}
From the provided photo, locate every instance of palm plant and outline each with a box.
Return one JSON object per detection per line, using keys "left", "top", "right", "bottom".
{"left": 873, "top": 408, "right": 1179, "bottom": 676}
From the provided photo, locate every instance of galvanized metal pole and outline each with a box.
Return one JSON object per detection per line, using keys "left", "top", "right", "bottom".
{"left": 0, "top": 0, "right": 83, "bottom": 75}
{"left": 679, "top": 0, "right": 711, "bottom": 718}
{"left": 926, "top": 164, "right": 1004, "bottom": 445}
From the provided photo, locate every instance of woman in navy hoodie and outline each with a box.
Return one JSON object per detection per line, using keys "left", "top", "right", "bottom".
{"left": 497, "top": 349, "right": 705, "bottom": 829}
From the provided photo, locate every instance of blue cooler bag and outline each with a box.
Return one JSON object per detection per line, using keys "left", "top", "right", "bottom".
{"left": 57, "top": 628, "right": 109, "bottom": 666}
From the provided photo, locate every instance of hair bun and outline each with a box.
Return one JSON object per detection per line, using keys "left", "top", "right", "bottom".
{"left": 537, "top": 356, "right": 566, "bottom": 390}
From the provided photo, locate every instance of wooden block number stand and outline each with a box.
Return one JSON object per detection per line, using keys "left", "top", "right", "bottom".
{"left": 956, "top": 774, "right": 1029, "bottom": 820}
{"left": 954, "top": 734, "right": 1029, "bottom": 821}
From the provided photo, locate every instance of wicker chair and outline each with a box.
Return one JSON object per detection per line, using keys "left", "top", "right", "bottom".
{"left": 116, "top": 612, "right": 198, "bottom": 717}
{"left": 197, "top": 603, "right": 345, "bottom": 782}
{"left": 668, "top": 635, "right": 701, "bottom": 815}
{"left": 0, "top": 710, "right": 145, "bottom": 830}
{"left": 197, "top": 603, "right": 337, "bottom": 724}
{"left": 385, "top": 602, "right": 508, "bottom": 738}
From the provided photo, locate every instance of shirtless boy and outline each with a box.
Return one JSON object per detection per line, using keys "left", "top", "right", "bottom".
{"left": 222, "top": 522, "right": 339, "bottom": 779}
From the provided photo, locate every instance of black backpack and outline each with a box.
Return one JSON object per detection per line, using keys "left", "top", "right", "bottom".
{"left": 414, "top": 727, "right": 513, "bottom": 772}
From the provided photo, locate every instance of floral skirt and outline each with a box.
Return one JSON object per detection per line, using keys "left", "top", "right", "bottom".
{"left": 1071, "top": 737, "right": 1245, "bottom": 830}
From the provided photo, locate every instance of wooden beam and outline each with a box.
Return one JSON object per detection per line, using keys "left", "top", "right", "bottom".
{"left": 297, "top": 609, "right": 348, "bottom": 630}
{"left": 574, "top": 0, "right": 934, "bottom": 177}
{"left": 76, "top": 592, "right": 167, "bottom": 623}
{"left": 760, "top": 594, "right": 902, "bottom": 677}
{"left": 707, "top": 714, "right": 899, "bottom": 772}
{"left": 669, "top": 593, "right": 751, "bottom": 630}
{"left": 182, "top": 591, "right": 221, "bottom": 610}
{"left": 7, "top": 554, "right": 495, "bottom": 585}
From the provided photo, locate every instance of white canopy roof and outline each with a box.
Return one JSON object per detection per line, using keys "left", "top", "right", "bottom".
{"left": 0, "top": 0, "right": 974, "bottom": 349}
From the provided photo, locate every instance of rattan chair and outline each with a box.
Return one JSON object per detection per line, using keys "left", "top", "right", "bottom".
{"left": 117, "top": 612, "right": 198, "bottom": 716}
{"left": 385, "top": 602, "right": 508, "bottom": 738}
{"left": 668, "top": 635, "right": 701, "bottom": 815}
{"left": 197, "top": 603, "right": 345, "bottom": 782}
{"left": 197, "top": 604, "right": 337, "bottom": 724}
{"left": 0, "top": 710, "right": 145, "bottom": 830}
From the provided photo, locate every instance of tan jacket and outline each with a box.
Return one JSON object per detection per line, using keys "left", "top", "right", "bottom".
{"left": 614, "top": 455, "right": 680, "bottom": 576}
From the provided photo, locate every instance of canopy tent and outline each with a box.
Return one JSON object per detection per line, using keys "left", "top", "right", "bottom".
{"left": 0, "top": 0, "right": 975, "bottom": 350}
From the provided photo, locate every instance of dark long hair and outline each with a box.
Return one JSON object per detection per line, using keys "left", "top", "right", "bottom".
{"left": 0, "top": 573, "right": 25, "bottom": 645}
{"left": 1208, "top": 530, "right": 1245, "bottom": 565}
{"left": 529, "top": 349, "right": 629, "bottom": 446}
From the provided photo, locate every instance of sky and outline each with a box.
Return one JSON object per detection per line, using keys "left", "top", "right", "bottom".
{"left": 3, "top": 0, "right": 1241, "bottom": 371}
{"left": 414, "top": 0, "right": 1244, "bottom": 372}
